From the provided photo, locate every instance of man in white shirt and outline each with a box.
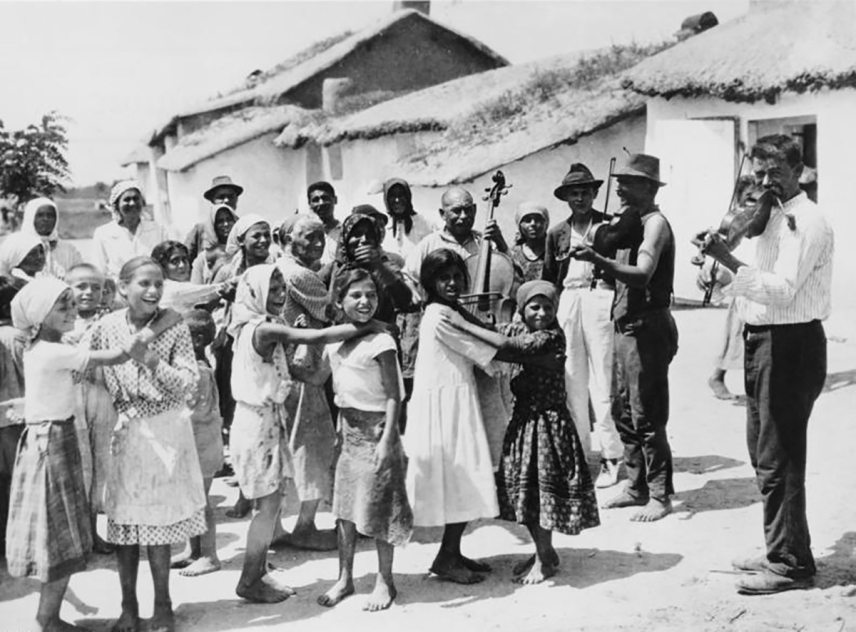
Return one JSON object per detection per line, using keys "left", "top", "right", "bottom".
{"left": 307, "top": 182, "right": 342, "bottom": 266}
{"left": 699, "top": 134, "right": 833, "bottom": 595}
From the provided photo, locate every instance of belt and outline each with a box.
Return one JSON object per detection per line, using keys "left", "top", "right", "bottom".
{"left": 744, "top": 319, "right": 820, "bottom": 334}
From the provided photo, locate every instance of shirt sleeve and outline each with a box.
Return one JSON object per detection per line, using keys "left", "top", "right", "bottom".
{"left": 728, "top": 214, "right": 833, "bottom": 306}
{"left": 369, "top": 333, "right": 398, "bottom": 359}
{"left": 434, "top": 319, "right": 497, "bottom": 369}
{"left": 152, "top": 323, "right": 199, "bottom": 397}
{"left": 53, "top": 343, "right": 91, "bottom": 372}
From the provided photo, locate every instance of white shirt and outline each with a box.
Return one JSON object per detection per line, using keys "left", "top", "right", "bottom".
{"left": 320, "top": 223, "right": 342, "bottom": 267}
{"left": 727, "top": 192, "right": 833, "bottom": 325}
{"left": 92, "top": 220, "right": 169, "bottom": 278}
{"left": 382, "top": 214, "right": 437, "bottom": 261}
{"left": 327, "top": 332, "right": 404, "bottom": 412}
{"left": 23, "top": 341, "right": 89, "bottom": 423}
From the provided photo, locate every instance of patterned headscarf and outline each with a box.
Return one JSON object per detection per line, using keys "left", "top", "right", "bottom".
{"left": 21, "top": 197, "right": 59, "bottom": 246}
{"left": 0, "top": 233, "right": 45, "bottom": 277}
{"left": 109, "top": 180, "right": 145, "bottom": 224}
{"left": 335, "top": 213, "right": 383, "bottom": 265}
{"left": 11, "top": 277, "right": 70, "bottom": 341}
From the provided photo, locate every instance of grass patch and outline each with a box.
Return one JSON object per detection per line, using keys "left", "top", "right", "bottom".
{"left": 56, "top": 198, "right": 111, "bottom": 239}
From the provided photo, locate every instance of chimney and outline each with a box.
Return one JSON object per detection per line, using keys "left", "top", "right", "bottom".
{"left": 393, "top": 1, "right": 430, "bottom": 15}
{"left": 674, "top": 11, "right": 718, "bottom": 41}
{"left": 322, "top": 78, "right": 354, "bottom": 114}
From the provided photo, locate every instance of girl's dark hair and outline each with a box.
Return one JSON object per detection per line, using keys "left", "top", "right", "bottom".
{"left": 419, "top": 248, "right": 469, "bottom": 301}
{"left": 150, "top": 240, "right": 189, "bottom": 275}
{"left": 184, "top": 308, "right": 216, "bottom": 345}
{"left": 333, "top": 266, "right": 376, "bottom": 302}
{"left": 118, "top": 256, "right": 163, "bottom": 283}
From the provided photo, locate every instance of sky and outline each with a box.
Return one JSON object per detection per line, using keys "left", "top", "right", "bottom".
{"left": 0, "top": 0, "right": 749, "bottom": 186}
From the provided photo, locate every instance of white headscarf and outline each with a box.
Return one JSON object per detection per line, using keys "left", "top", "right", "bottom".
{"left": 227, "top": 263, "right": 279, "bottom": 339}
{"left": 21, "top": 197, "right": 59, "bottom": 245}
{"left": 223, "top": 213, "right": 272, "bottom": 277}
{"left": 11, "top": 277, "right": 70, "bottom": 341}
{"left": 109, "top": 180, "right": 145, "bottom": 224}
{"left": 0, "top": 232, "right": 45, "bottom": 277}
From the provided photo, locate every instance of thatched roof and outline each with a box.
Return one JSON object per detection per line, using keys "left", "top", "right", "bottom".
{"left": 156, "top": 105, "right": 318, "bottom": 172}
{"left": 624, "top": 1, "right": 856, "bottom": 103}
{"left": 279, "top": 43, "right": 665, "bottom": 185}
{"left": 155, "top": 9, "right": 508, "bottom": 139}
{"left": 120, "top": 143, "right": 150, "bottom": 167}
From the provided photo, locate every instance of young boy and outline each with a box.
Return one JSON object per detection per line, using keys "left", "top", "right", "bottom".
{"left": 171, "top": 309, "right": 223, "bottom": 576}
{"left": 64, "top": 263, "right": 104, "bottom": 344}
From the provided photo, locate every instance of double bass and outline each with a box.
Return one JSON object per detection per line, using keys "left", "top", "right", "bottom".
{"left": 459, "top": 171, "right": 516, "bottom": 325}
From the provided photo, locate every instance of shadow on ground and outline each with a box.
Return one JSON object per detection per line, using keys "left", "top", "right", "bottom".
{"left": 823, "top": 369, "right": 856, "bottom": 393}
{"left": 816, "top": 531, "right": 856, "bottom": 590}
{"left": 673, "top": 477, "right": 759, "bottom": 517}
{"left": 673, "top": 455, "right": 745, "bottom": 475}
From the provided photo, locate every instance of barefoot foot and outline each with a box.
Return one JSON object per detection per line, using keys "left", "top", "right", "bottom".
{"left": 317, "top": 578, "right": 355, "bottom": 607}
{"left": 236, "top": 573, "right": 296, "bottom": 603}
{"left": 41, "top": 618, "right": 91, "bottom": 632}
{"left": 276, "top": 525, "right": 337, "bottom": 551}
{"left": 169, "top": 548, "right": 194, "bottom": 570}
{"left": 513, "top": 557, "right": 557, "bottom": 585}
{"left": 512, "top": 551, "right": 560, "bottom": 576}
{"left": 602, "top": 489, "right": 648, "bottom": 509}
{"left": 149, "top": 603, "right": 174, "bottom": 632}
{"left": 363, "top": 577, "right": 396, "bottom": 612}
{"left": 110, "top": 608, "right": 140, "bottom": 632}
{"left": 225, "top": 496, "right": 252, "bottom": 519}
{"left": 179, "top": 556, "right": 221, "bottom": 577}
{"left": 459, "top": 554, "right": 491, "bottom": 573}
{"left": 708, "top": 376, "right": 736, "bottom": 400}
{"left": 430, "top": 554, "right": 485, "bottom": 584}
{"left": 630, "top": 498, "right": 673, "bottom": 522}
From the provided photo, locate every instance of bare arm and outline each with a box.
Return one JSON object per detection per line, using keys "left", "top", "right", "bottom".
{"left": 375, "top": 350, "right": 402, "bottom": 462}
{"left": 255, "top": 320, "right": 388, "bottom": 353}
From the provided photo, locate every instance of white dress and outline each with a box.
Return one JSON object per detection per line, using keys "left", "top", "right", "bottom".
{"left": 403, "top": 303, "right": 500, "bottom": 526}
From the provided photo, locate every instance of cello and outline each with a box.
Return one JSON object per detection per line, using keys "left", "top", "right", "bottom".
{"left": 459, "top": 170, "right": 517, "bottom": 325}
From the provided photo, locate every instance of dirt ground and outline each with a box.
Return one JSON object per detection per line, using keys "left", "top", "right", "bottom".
{"left": 2, "top": 306, "right": 855, "bottom": 632}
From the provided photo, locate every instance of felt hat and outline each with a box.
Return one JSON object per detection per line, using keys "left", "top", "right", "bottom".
{"left": 351, "top": 204, "right": 389, "bottom": 227}
{"left": 203, "top": 175, "right": 244, "bottom": 202}
{"left": 553, "top": 163, "right": 604, "bottom": 201}
{"left": 613, "top": 154, "right": 666, "bottom": 186}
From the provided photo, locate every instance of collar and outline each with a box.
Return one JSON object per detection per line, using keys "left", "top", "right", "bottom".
{"left": 440, "top": 227, "right": 480, "bottom": 246}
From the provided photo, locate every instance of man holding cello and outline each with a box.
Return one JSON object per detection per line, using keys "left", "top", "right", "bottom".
{"left": 696, "top": 134, "right": 833, "bottom": 595}
{"left": 570, "top": 153, "right": 678, "bottom": 523}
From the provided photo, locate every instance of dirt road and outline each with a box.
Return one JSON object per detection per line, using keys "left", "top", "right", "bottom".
{"left": 2, "top": 307, "right": 854, "bottom": 632}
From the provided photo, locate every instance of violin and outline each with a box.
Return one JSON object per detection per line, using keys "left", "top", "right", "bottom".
{"left": 460, "top": 171, "right": 516, "bottom": 325}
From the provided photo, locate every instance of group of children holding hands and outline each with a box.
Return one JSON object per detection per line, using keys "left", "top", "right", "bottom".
{"left": 5, "top": 225, "right": 599, "bottom": 631}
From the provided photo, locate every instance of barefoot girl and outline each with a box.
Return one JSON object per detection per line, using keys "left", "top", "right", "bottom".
{"left": 404, "top": 248, "right": 500, "bottom": 585}
{"left": 6, "top": 277, "right": 140, "bottom": 632}
{"left": 440, "top": 280, "right": 600, "bottom": 584}
{"left": 228, "top": 264, "right": 387, "bottom": 603}
{"left": 317, "top": 268, "right": 412, "bottom": 611}
{"left": 88, "top": 257, "right": 205, "bottom": 632}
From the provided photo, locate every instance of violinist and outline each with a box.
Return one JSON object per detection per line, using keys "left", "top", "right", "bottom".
{"left": 543, "top": 163, "right": 623, "bottom": 489}
{"left": 570, "top": 153, "right": 677, "bottom": 523}
{"left": 696, "top": 134, "right": 833, "bottom": 596}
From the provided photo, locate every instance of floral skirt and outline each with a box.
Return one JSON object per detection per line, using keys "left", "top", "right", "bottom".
{"left": 332, "top": 408, "right": 412, "bottom": 546}
{"left": 107, "top": 509, "right": 206, "bottom": 546}
{"left": 496, "top": 403, "right": 600, "bottom": 535}
{"left": 6, "top": 420, "right": 92, "bottom": 581}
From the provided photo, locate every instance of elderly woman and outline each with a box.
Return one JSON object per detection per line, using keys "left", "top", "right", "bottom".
{"left": 0, "top": 233, "right": 47, "bottom": 287}
{"left": 92, "top": 181, "right": 169, "bottom": 279}
{"left": 190, "top": 203, "right": 239, "bottom": 285}
{"left": 510, "top": 202, "right": 550, "bottom": 283}
{"left": 18, "top": 197, "right": 83, "bottom": 280}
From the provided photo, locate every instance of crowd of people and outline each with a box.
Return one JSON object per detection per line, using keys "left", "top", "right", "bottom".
{"left": 0, "top": 133, "right": 833, "bottom": 631}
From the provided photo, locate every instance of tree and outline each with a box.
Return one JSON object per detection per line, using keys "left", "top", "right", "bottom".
{"left": 0, "top": 111, "right": 70, "bottom": 205}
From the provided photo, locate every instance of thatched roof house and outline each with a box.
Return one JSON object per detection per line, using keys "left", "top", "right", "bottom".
{"left": 624, "top": 1, "right": 856, "bottom": 104}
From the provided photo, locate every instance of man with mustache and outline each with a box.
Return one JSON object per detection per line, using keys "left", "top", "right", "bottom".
{"left": 571, "top": 153, "right": 678, "bottom": 523}
{"left": 698, "top": 134, "right": 833, "bottom": 595}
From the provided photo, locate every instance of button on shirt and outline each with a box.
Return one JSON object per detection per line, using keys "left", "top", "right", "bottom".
{"left": 727, "top": 192, "right": 833, "bottom": 325}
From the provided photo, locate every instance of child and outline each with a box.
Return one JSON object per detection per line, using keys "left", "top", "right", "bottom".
{"left": 317, "top": 268, "right": 412, "bottom": 612}
{"left": 6, "top": 277, "right": 142, "bottom": 632}
{"left": 151, "top": 240, "right": 232, "bottom": 315}
{"left": 403, "top": 248, "right": 501, "bottom": 585}
{"left": 228, "top": 264, "right": 388, "bottom": 603}
{"left": 88, "top": 257, "right": 204, "bottom": 632}
{"left": 171, "top": 309, "right": 223, "bottom": 577}
{"left": 510, "top": 202, "right": 550, "bottom": 282}
{"left": 440, "top": 280, "right": 600, "bottom": 584}
{"left": 64, "top": 263, "right": 105, "bottom": 344}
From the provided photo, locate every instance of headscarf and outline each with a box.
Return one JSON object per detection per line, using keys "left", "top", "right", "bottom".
{"left": 335, "top": 213, "right": 383, "bottom": 265}
{"left": 0, "top": 233, "right": 44, "bottom": 277}
{"left": 22, "top": 197, "right": 59, "bottom": 246}
{"left": 280, "top": 212, "right": 323, "bottom": 241}
{"left": 516, "top": 279, "right": 558, "bottom": 315}
{"left": 383, "top": 178, "right": 415, "bottom": 237}
{"left": 515, "top": 201, "right": 550, "bottom": 227}
{"left": 109, "top": 180, "right": 145, "bottom": 224}
{"left": 223, "top": 213, "right": 272, "bottom": 277}
{"left": 227, "top": 263, "right": 280, "bottom": 339}
{"left": 11, "top": 277, "right": 69, "bottom": 341}
{"left": 201, "top": 203, "right": 239, "bottom": 250}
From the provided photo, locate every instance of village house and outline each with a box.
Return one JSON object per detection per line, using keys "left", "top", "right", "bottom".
{"left": 122, "top": 3, "right": 508, "bottom": 237}
{"left": 623, "top": 0, "right": 855, "bottom": 307}
{"left": 278, "top": 43, "right": 670, "bottom": 248}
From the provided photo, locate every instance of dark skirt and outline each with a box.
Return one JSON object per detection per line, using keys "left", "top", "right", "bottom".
{"left": 6, "top": 419, "right": 92, "bottom": 581}
{"left": 496, "top": 404, "right": 600, "bottom": 536}
{"left": 332, "top": 408, "right": 412, "bottom": 546}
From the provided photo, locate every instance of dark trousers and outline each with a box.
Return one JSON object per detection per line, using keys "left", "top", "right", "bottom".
{"left": 612, "top": 310, "right": 678, "bottom": 502}
{"left": 0, "top": 424, "right": 24, "bottom": 556}
{"left": 744, "top": 320, "right": 826, "bottom": 578}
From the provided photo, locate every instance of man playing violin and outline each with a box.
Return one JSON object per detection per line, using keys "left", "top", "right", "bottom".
{"left": 570, "top": 153, "right": 678, "bottom": 523}
{"left": 696, "top": 134, "right": 833, "bottom": 595}
{"left": 543, "top": 163, "right": 624, "bottom": 489}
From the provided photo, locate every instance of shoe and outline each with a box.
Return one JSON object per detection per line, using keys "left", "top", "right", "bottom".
{"left": 596, "top": 459, "right": 621, "bottom": 489}
{"left": 736, "top": 571, "right": 814, "bottom": 595}
{"left": 731, "top": 555, "right": 768, "bottom": 573}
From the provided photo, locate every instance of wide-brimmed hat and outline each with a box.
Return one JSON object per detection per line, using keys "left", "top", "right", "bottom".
{"left": 203, "top": 175, "right": 244, "bottom": 202}
{"left": 613, "top": 154, "right": 666, "bottom": 187}
{"left": 553, "top": 163, "right": 604, "bottom": 201}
